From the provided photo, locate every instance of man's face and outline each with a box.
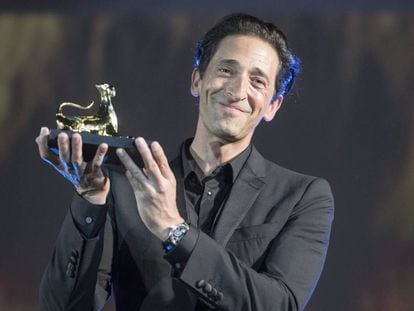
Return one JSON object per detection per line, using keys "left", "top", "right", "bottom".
{"left": 191, "top": 35, "right": 283, "bottom": 144}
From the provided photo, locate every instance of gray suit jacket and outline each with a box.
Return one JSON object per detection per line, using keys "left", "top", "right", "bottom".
{"left": 40, "top": 146, "right": 334, "bottom": 310}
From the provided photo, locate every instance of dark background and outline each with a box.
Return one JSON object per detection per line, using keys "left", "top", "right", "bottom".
{"left": 0, "top": 1, "right": 413, "bottom": 310}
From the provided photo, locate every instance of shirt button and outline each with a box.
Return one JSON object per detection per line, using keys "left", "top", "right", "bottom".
{"left": 85, "top": 216, "right": 93, "bottom": 224}
{"left": 207, "top": 191, "right": 212, "bottom": 196}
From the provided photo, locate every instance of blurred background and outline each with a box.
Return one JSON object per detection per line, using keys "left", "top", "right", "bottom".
{"left": 0, "top": 1, "right": 413, "bottom": 310}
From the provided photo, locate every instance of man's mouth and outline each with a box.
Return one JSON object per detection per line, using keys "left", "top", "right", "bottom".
{"left": 218, "top": 102, "right": 249, "bottom": 113}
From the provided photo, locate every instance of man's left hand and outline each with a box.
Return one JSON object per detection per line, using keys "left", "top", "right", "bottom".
{"left": 116, "top": 137, "right": 184, "bottom": 240}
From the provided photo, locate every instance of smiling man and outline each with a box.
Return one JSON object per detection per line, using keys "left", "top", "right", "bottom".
{"left": 37, "top": 14, "right": 334, "bottom": 311}
{"left": 192, "top": 35, "right": 282, "bottom": 149}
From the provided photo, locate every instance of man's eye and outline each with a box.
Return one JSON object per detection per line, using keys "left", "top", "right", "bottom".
{"left": 218, "top": 67, "right": 231, "bottom": 74}
{"left": 252, "top": 78, "right": 266, "bottom": 88}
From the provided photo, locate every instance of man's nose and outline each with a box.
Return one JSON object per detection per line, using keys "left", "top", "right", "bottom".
{"left": 225, "top": 75, "right": 248, "bottom": 102}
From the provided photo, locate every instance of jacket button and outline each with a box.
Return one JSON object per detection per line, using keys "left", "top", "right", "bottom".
{"left": 71, "top": 249, "right": 79, "bottom": 258}
{"left": 208, "top": 288, "right": 218, "bottom": 298}
{"left": 70, "top": 255, "right": 78, "bottom": 264}
{"left": 66, "top": 267, "right": 75, "bottom": 278}
{"left": 196, "top": 280, "right": 206, "bottom": 288}
{"left": 203, "top": 283, "right": 212, "bottom": 293}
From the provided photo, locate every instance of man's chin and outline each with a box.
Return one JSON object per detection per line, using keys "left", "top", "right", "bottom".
{"left": 213, "top": 128, "right": 246, "bottom": 144}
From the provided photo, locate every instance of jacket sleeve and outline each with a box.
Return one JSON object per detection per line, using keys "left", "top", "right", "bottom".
{"left": 174, "top": 178, "right": 334, "bottom": 311}
{"left": 39, "top": 193, "right": 114, "bottom": 311}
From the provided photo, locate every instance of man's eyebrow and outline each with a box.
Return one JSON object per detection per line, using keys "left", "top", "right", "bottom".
{"left": 216, "top": 59, "right": 240, "bottom": 68}
{"left": 216, "top": 59, "right": 271, "bottom": 82}
{"left": 249, "top": 67, "right": 270, "bottom": 83}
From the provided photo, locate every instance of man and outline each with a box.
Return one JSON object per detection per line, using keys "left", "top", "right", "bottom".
{"left": 36, "top": 13, "right": 334, "bottom": 310}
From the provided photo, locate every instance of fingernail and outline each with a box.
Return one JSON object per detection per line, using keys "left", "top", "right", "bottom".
{"left": 151, "top": 141, "right": 160, "bottom": 150}
{"left": 136, "top": 137, "right": 146, "bottom": 146}
{"left": 116, "top": 148, "right": 124, "bottom": 156}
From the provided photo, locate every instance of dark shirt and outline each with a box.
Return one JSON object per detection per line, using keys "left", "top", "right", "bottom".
{"left": 182, "top": 139, "right": 251, "bottom": 235}
{"left": 162, "top": 139, "right": 251, "bottom": 268}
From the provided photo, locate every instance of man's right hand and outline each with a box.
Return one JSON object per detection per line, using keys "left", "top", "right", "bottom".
{"left": 35, "top": 127, "right": 110, "bottom": 205}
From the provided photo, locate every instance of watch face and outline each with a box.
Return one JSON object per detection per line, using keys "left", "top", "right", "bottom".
{"left": 173, "top": 226, "right": 186, "bottom": 238}
{"left": 163, "top": 223, "right": 189, "bottom": 253}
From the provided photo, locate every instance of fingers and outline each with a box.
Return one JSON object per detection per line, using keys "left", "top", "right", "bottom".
{"left": 71, "top": 133, "right": 83, "bottom": 166}
{"left": 116, "top": 148, "right": 146, "bottom": 185}
{"left": 36, "top": 126, "right": 111, "bottom": 191}
{"left": 77, "top": 143, "right": 108, "bottom": 191}
{"left": 91, "top": 143, "right": 108, "bottom": 174}
{"left": 135, "top": 137, "right": 163, "bottom": 180}
{"left": 150, "top": 141, "right": 174, "bottom": 180}
{"left": 58, "top": 132, "right": 71, "bottom": 167}
{"left": 36, "top": 127, "right": 54, "bottom": 159}
{"left": 35, "top": 127, "right": 49, "bottom": 156}
{"left": 117, "top": 137, "right": 174, "bottom": 189}
{"left": 78, "top": 143, "right": 107, "bottom": 188}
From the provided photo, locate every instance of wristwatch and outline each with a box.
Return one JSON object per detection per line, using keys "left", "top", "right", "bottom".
{"left": 162, "top": 222, "right": 190, "bottom": 253}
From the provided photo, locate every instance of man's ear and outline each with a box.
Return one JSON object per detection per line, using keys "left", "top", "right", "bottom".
{"left": 191, "top": 68, "right": 201, "bottom": 97}
{"left": 263, "top": 94, "right": 283, "bottom": 122}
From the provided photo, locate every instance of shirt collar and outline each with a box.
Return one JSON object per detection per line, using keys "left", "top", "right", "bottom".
{"left": 181, "top": 138, "right": 252, "bottom": 183}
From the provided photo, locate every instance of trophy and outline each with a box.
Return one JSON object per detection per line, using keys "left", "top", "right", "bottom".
{"left": 47, "top": 83, "right": 144, "bottom": 167}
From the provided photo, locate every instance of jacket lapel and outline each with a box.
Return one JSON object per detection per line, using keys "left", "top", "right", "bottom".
{"left": 211, "top": 147, "right": 267, "bottom": 246}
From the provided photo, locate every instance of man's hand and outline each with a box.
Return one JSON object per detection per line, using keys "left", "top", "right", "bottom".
{"left": 35, "top": 127, "right": 110, "bottom": 204}
{"left": 116, "top": 137, "right": 184, "bottom": 240}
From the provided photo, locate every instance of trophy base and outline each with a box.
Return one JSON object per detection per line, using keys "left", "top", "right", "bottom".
{"left": 48, "top": 129, "right": 144, "bottom": 167}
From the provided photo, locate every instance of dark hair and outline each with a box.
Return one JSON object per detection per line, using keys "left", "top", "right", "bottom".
{"left": 194, "top": 13, "right": 301, "bottom": 97}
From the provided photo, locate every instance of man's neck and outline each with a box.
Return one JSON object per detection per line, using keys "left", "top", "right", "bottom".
{"left": 190, "top": 132, "right": 251, "bottom": 177}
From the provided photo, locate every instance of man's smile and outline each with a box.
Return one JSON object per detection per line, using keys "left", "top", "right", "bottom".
{"left": 218, "top": 102, "right": 250, "bottom": 114}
